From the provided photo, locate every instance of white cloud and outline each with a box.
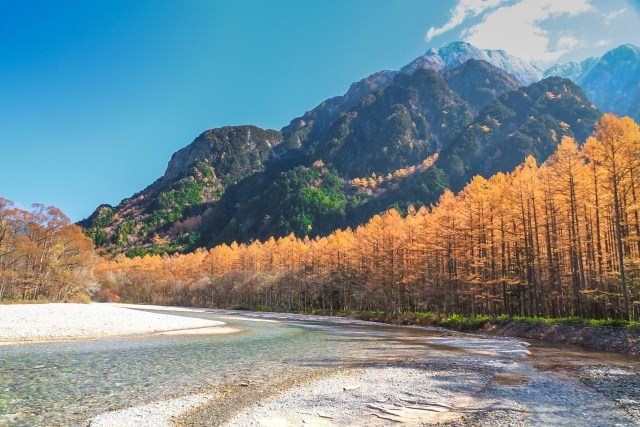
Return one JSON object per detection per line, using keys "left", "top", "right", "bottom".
{"left": 602, "top": 8, "right": 626, "bottom": 25}
{"left": 556, "top": 34, "right": 581, "bottom": 51}
{"left": 460, "top": 0, "right": 594, "bottom": 63}
{"left": 425, "top": 0, "right": 507, "bottom": 41}
{"left": 596, "top": 39, "right": 611, "bottom": 47}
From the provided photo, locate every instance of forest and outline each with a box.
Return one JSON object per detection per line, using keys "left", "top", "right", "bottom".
{"left": 91, "top": 114, "right": 640, "bottom": 321}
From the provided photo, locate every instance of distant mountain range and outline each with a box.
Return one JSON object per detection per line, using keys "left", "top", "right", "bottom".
{"left": 82, "top": 41, "right": 638, "bottom": 256}
{"left": 544, "top": 44, "right": 640, "bottom": 122}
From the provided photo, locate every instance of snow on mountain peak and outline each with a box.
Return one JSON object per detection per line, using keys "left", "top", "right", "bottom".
{"left": 401, "top": 41, "right": 543, "bottom": 86}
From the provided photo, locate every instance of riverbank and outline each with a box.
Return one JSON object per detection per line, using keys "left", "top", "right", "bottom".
{"left": 297, "top": 309, "right": 639, "bottom": 357}
{"left": 203, "top": 362, "right": 639, "bottom": 426}
{"left": 94, "top": 361, "right": 639, "bottom": 426}
{"left": 482, "top": 321, "right": 640, "bottom": 357}
{"left": 87, "top": 393, "right": 215, "bottom": 427}
{"left": 168, "top": 309, "right": 638, "bottom": 426}
{"left": 0, "top": 303, "right": 237, "bottom": 343}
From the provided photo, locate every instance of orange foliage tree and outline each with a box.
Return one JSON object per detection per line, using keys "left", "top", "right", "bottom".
{"left": 0, "top": 199, "right": 96, "bottom": 301}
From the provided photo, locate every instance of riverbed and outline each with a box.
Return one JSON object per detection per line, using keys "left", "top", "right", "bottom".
{"left": 1, "top": 305, "right": 639, "bottom": 426}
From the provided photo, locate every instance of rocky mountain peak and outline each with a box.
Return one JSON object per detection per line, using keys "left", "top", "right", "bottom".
{"left": 602, "top": 43, "right": 640, "bottom": 63}
{"left": 160, "top": 125, "right": 282, "bottom": 187}
{"left": 282, "top": 41, "right": 543, "bottom": 150}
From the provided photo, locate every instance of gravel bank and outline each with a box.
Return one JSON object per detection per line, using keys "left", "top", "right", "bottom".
{"left": 5, "top": 306, "right": 638, "bottom": 426}
{"left": 221, "top": 362, "right": 636, "bottom": 427}
{"left": 0, "top": 303, "right": 231, "bottom": 343}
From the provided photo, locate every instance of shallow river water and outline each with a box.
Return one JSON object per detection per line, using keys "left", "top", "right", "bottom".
{"left": 1, "top": 307, "right": 638, "bottom": 426}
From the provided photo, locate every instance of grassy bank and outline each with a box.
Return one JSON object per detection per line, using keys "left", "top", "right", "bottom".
{"left": 297, "top": 309, "right": 640, "bottom": 332}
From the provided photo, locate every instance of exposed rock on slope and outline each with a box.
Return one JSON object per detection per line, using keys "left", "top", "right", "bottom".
{"left": 159, "top": 126, "right": 282, "bottom": 187}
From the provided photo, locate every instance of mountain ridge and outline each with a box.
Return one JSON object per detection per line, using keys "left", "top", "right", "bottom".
{"left": 282, "top": 41, "right": 545, "bottom": 150}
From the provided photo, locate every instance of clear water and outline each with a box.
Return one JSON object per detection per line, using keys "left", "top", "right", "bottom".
{"left": 0, "top": 308, "right": 638, "bottom": 426}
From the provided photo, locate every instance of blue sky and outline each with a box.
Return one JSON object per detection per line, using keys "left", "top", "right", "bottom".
{"left": 1, "top": 0, "right": 638, "bottom": 221}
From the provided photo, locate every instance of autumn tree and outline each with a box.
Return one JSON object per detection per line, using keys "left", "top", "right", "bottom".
{"left": 585, "top": 114, "right": 640, "bottom": 319}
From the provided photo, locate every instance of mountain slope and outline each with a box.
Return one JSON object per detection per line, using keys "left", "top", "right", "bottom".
{"left": 306, "top": 68, "right": 474, "bottom": 177}
{"left": 197, "top": 75, "right": 599, "bottom": 248}
{"left": 443, "top": 59, "right": 520, "bottom": 112}
{"left": 578, "top": 45, "right": 640, "bottom": 122}
{"left": 438, "top": 77, "right": 601, "bottom": 190}
{"left": 281, "top": 70, "right": 398, "bottom": 151}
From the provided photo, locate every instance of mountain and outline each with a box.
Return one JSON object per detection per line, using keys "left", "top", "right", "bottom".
{"left": 545, "top": 44, "right": 640, "bottom": 121}
{"left": 201, "top": 76, "right": 598, "bottom": 247}
{"left": 543, "top": 57, "right": 599, "bottom": 82}
{"left": 282, "top": 41, "right": 542, "bottom": 149}
{"left": 82, "top": 43, "right": 601, "bottom": 256}
{"left": 80, "top": 126, "right": 282, "bottom": 255}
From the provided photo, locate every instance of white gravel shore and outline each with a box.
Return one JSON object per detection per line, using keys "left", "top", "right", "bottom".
{"left": 86, "top": 393, "right": 215, "bottom": 427}
{"left": 0, "top": 303, "right": 233, "bottom": 343}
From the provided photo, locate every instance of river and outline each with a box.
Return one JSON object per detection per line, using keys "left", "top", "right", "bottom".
{"left": 1, "top": 307, "right": 638, "bottom": 426}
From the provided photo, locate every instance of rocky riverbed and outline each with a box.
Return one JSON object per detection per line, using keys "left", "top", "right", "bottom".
{"left": 577, "top": 365, "right": 640, "bottom": 424}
